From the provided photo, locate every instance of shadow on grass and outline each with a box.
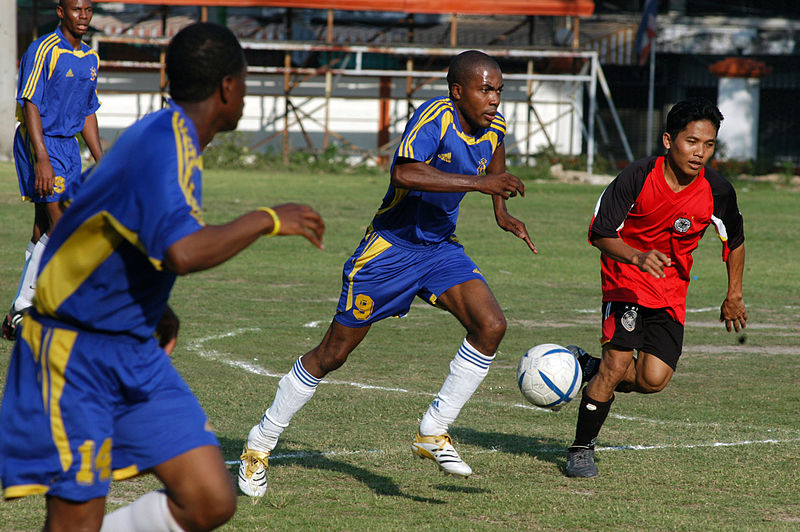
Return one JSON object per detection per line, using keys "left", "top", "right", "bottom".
{"left": 432, "top": 484, "right": 488, "bottom": 494}
{"left": 449, "top": 427, "right": 582, "bottom": 474}
{"left": 218, "top": 437, "right": 445, "bottom": 504}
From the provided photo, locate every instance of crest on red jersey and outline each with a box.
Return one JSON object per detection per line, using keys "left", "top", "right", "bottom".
{"left": 673, "top": 217, "right": 691, "bottom": 233}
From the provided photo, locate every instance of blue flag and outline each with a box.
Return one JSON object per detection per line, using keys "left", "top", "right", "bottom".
{"left": 635, "top": 0, "right": 658, "bottom": 66}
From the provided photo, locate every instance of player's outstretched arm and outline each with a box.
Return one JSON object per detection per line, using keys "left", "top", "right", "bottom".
{"left": 591, "top": 235, "right": 671, "bottom": 279}
{"left": 392, "top": 157, "right": 525, "bottom": 200}
{"left": 164, "top": 203, "right": 325, "bottom": 275}
{"left": 486, "top": 146, "right": 536, "bottom": 253}
{"left": 720, "top": 244, "right": 746, "bottom": 332}
{"left": 492, "top": 195, "right": 537, "bottom": 254}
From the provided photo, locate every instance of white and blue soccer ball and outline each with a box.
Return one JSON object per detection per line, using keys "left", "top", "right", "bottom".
{"left": 517, "top": 343, "right": 582, "bottom": 410}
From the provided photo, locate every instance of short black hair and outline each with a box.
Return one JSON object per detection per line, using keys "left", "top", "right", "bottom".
{"left": 446, "top": 50, "right": 500, "bottom": 92}
{"left": 166, "top": 22, "right": 245, "bottom": 102}
{"left": 665, "top": 97, "right": 724, "bottom": 139}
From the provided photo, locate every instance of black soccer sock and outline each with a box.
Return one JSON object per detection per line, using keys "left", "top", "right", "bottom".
{"left": 569, "top": 390, "right": 614, "bottom": 451}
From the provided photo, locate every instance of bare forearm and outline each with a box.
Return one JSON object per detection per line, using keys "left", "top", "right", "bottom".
{"left": 81, "top": 114, "right": 103, "bottom": 162}
{"left": 392, "top": 161, "right": 483, "bottom": 192}
{"left": 592, "top": 236, "right": 641, "bottom": 265}
{"left": 725, "top": 244, "right": 745, "bottom": 299}
{"left": 720, "top": 243, "right": 747, "bottom": 331}
{"left": 22, "top": 102, "right": 48, "bottom": 161}
{"left": 164, "top": 210, "right": 273, "bottom": 274}
{"left": 592, "top": 235, "right": 671, "bottom": 278}
{"left": 164, "top": 203, "right": 325, "bottom": 274}
{"left": 492, "top": 194, "right": 507, "bottom": 217}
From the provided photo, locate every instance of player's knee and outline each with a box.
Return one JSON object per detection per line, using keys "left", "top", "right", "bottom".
{"left": 477, "top": 313, "right": 506, "bottom": 344}
{"left": 313, "top": 348, "right": 350, "bottom": 375}
{"left": 186, "top": 486, "right": 237, "bottom": 530}
{"left": 601, "top": 355, "right": 630, "bottom": 380}
{"left": 637, "top": 376, "right": 669, "bottom": 394}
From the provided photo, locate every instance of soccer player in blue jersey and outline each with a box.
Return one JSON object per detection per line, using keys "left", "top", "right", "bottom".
{"left": 239, "top": 50, "right": 536, "bottom": 496}
{"left": 0, "top": 23, "right": 325, "bottom": 531}
{"left": 2, "top": 0, "right": 103, "bottom": 341}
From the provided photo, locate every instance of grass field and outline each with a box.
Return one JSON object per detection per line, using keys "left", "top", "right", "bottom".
{"left": 0, "top": 160, "right": 798, "bottom": 530}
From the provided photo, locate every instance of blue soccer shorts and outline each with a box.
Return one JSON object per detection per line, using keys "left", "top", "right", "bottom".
{"left": 600, "top": 301, "right": 684, "bottom": 370}
{"left": 14, "top": 126, "right": 82, "bottom": 203}
{"left": 0, "top": 315, "right": 218, "bottom": 501}
{"left": 334, "top": 229, "right": 485, "bottom": 327}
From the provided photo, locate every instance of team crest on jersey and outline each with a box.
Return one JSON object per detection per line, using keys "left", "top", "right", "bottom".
{"left": 673, "top": 217, "right": 691, "bottom": 233}
{"left": 53, "top": 176, "right": 65, "bottom": 194}
{"left": 621, "top": 309, "right": 637, "bottom": 332}
{"left": 438, "top": 152, "right": 451, "bottom": 163}
{"left": 476, "top": 158, "right": 488, "bottom": 175}
{"left": 90, "top": 67, "right": 97, "bottom": 81}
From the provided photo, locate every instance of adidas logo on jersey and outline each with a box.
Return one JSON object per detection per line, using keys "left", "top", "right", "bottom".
{"left": 438, "top": 152, "right": 452, "bottom": 163}
{"left": 66, "top": 69, "right": 74, "bottom": 77}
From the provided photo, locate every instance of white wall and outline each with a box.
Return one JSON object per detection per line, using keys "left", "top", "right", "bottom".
{"left": 95, "top": 72, "right": 584, "bottom": 159}
{"left": 0, "top": 0, "right": 16, "bottom": 161}
{"left": 716, "top": 77, "right": 760, "bottom": 161}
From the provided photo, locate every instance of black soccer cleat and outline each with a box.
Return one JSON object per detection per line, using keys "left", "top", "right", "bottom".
{"left": 566, "top": 447, "right": 599, "bottom": 478}
{"left": 566, "top": 344, "right": 600, "bottom": 384}
{"left": 2, "top": 311, "right": 24, "bottom": 342}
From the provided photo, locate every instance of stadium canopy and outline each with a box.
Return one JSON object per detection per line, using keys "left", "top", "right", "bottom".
{"left": 91, "top": 0, "right": 594, "bottom": 17}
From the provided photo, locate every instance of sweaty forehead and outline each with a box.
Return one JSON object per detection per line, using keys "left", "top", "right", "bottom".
{"left": 468, "top": 62, "right": 502, "bottom": 85}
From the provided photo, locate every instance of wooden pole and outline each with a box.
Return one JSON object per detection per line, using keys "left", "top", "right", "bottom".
{"left": 283, "top": 51, "right": 291, "bottom": 164}
{"left": 378, "top": 76, "right": 391, "bottom": 165}
{"left": 324, "top": 9, "right": 333, "bottom": 149}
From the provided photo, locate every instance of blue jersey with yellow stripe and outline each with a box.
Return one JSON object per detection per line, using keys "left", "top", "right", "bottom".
{"left": 16, "top": 26, "right": 100, "bottom": 137}
{"left": 371, "top": 96, "right": 506, "bottom": 245}
{"left": 32, "top": 102, "right": 205, "bottom": 340}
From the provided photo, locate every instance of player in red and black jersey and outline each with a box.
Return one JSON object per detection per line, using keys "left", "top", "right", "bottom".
{"left": 565, "top": 98, "right": 747, "bottom": 478}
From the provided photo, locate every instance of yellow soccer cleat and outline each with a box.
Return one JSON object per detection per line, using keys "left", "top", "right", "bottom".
{"left": 238, "top": 444, "right": 270, "bottom": 497}
{"left": 411, "top": 432, "right": 472, "bottom": 477}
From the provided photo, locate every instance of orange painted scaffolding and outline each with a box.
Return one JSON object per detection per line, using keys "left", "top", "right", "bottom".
{"left": 88, "top": 1, "right": 636, "bottom": 173}
{"left": 93, "top": 35, "right": 633, "bottom": 173}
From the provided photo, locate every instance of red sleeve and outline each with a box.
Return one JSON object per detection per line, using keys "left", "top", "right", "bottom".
{"left": 589, "top": 157, "right": 658, "bottom": 242}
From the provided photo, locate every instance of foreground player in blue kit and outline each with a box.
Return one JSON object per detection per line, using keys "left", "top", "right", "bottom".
{"left": 239, "top": 50, "right": 537, "bottom": 496}
{"left": 0, "top": 23, "right": 325, "bottom": 531}
{"left": 3, "top": 0, "right": 103, "bottom": 341}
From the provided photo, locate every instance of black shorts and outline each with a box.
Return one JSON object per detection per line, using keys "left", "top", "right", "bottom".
{"left": 600, "top": 302, "right": 684, "bottom": 370}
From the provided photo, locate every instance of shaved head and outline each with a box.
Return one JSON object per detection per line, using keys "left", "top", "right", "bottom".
{"left": 447, "top": 50, "right": 500, "bottom": 95}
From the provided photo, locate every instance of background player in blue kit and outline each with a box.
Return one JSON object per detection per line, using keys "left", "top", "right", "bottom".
{"left": 239, "top": 50, "right": 537, "bottom": 497}
{"left": 3, "top": 0, "right": 103, "bottom": 341}
{"left": 0, "top": 23, "right": 325, "bottom": 531}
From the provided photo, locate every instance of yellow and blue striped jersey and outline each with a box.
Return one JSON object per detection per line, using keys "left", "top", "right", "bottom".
{"left": 372, "top": 96, "right": 506, "bottom": 245}
{"left": 33, "top": 102, "right": 205, "bottom": 340}
{"left": 16, "top": 26, "right": 100, "bottom": 137}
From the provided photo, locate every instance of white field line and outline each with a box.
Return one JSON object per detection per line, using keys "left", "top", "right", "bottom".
{"left": 188, "top": 328, "right": 800, "bottom": 439}
{"left": 223, "top": 437, "right": 800, "bottom": 465}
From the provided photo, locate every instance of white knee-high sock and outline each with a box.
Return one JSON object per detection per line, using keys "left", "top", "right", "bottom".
{"left": 419, "top": 338, "right": 494, "bottom": 436}
{"left": 100, "top": 490, "right": 184, "bottom": 532}
{"left": 10, "top": 241, "right": 35, "bottom": 312}
{"left": 13, "top": 234, "right": 48, "bottom": 312}
{"left": 248, "top": 358, "right": 320, "bottom": 452}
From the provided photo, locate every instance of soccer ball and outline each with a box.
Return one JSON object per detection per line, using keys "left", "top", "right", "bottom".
{"left": 517, "top": 343, "right": 582, "bottom": 410}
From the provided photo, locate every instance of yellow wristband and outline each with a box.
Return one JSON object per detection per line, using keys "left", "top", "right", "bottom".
{"left": 259, "top": 207, "right": 281, "bottom": 237}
